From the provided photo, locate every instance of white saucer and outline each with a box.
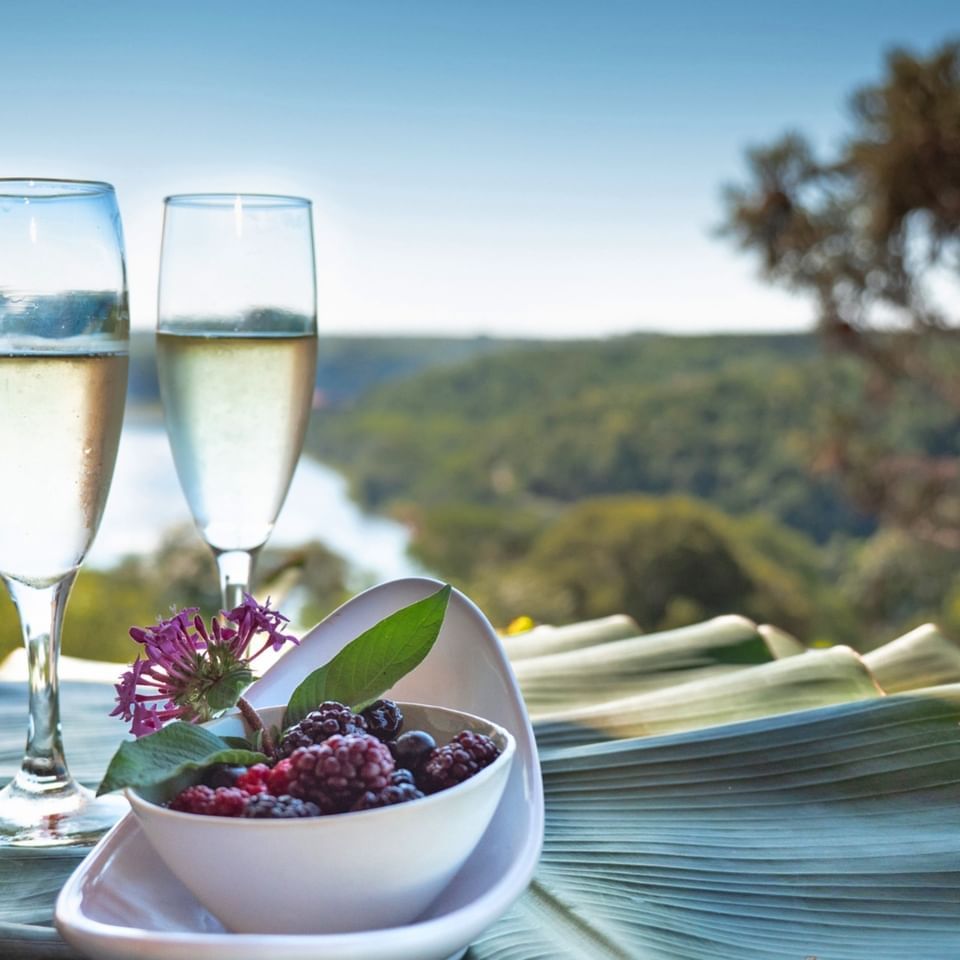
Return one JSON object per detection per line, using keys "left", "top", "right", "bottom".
{"left": 55, "top": 578, "right": 544, "bottom": 960}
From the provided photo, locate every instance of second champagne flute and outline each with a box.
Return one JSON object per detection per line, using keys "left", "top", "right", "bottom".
{"left": 156, "top": 194, "right": 318, "bottom": 609}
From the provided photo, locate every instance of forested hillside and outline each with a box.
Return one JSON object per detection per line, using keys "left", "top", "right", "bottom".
{"left": 127, "top": 332, "right": 534, "bottom": 407}
{"left": 306, "top": 332, "right": 960, "bottom": 647}
{"left": 308, "top": 333, "right": 870, "bottom": 541}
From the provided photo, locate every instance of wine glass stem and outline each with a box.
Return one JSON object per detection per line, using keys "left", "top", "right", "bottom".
{"left": 4, "top": 572, "right": 76, "bottom": 792}
{"left": 214, "top": 548, "right": 258, "bottom": 610}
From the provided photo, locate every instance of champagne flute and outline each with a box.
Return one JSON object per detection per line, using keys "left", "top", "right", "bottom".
{"left": 156, "top": 194, "right": 317, "bottom": 610}
{"left": 0, "top": 179, "right": 129, "bottom": 846}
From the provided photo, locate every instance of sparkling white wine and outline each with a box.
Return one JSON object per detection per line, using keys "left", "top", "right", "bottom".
{"left": 0, "top": 350, "right": 128, "bottom": 587}
{"left": 156, "top": 331, "right": 318, "bottom": 552}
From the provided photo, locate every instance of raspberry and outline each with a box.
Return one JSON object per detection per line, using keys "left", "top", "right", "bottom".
{"left": 288, "top": 734, "right": 395, "bottom": 812}
{"left": 266, "top": 757, "right": 295, "bottom": 796}
{"left": 351, "top": 769, "right": 424, "bottom": 811}
{"left": 235, "top": 763, "right": 271, "bottom": 795}
{"left": 275, "top": 702, "right": 367, "bottom": 759}
{"left": 420, "top": 731, "right": 500, "bottom": 794}
{"left": 389, "top": 730, "right": 436, "bottom": 771}
{"left": 361, "top": 699, "right": 403, "bottom": 740}
{"left": 169, "top": 784, "right": 249, "bottom": 817}
{"left": 242, "top": 794, "right": 322, "bottom": 819}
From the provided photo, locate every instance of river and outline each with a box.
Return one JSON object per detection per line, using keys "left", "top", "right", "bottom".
{"left": 86, "top": 418, "right": 423, "bottom": 585}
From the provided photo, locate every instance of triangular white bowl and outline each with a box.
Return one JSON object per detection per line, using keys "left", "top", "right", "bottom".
{"left": 55, "top": 577, "right": 544, "bottom": 960}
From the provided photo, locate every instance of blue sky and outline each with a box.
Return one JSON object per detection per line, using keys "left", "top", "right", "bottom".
{"left": 2, "top": 1, "right": 957, "bottom": 337}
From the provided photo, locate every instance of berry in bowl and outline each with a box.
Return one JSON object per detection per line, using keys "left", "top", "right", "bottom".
{"left": 126, "top": 700, "right": 514, "bottom": 934}
{"left": 100, "top": 586, "right": 516, "bottom": 935}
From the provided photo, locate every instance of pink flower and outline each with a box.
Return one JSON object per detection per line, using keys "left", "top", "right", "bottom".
{"left": 111, "top": 596, "right": 298, "bottom": 737}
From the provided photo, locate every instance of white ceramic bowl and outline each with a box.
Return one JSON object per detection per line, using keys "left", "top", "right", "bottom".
{"left": 126, "top": 702, "right": 515, "bottom": 936}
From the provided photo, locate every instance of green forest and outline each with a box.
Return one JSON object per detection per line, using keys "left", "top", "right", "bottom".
{"left": 2, "top": 327, "right": 959, "bottom": 666}
{"left": 304, "top": 331, "right": 960, "bottom": 649}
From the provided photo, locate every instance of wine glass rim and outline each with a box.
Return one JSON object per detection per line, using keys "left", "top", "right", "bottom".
{"left": 164, "top": 193, "right": 311, "bottom": 208}
{"left": 0, "top": 178, "right": 115, "bottom": 199}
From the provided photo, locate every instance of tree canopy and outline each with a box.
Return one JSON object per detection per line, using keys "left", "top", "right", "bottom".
{"left": 722, "top": 40, "right": 960, "bottom": 543}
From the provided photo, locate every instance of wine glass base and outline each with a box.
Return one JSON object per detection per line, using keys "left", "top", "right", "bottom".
{"left": 0, "top": 778, "right": 128, "bottom": 848}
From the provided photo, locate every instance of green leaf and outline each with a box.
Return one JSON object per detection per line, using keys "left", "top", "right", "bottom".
{"left": 221, "top": 735, "right": 256, "bottom": 750}
{"left": 863, "top": 622, "right": 960, "bottom": 693}
{"left": 97, "top": 721, "right": 267, "bottom": 796}
{"left": 502, "top": 614, "right": 640, "bottom": 662}
{"left": 0, "top": 846, "right": 87, "bottom": 927}
{"left": 758, "top": 622, "right": 805, "bottom": 658}
{"left": 472, "top": 688, "right": 960, "bottom": 960}
{"left": 533, "top": 644, "right": 882, "bottom": 752}
{"left": 284, "top": 584, "right": 451, "bottom": 727}
{"left": 513, "top": 614, "right": 771, "bottom": 715}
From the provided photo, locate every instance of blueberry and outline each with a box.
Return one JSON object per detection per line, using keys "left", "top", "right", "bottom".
{"left": 388, "top": 730, "right": 436, "bottom": 769}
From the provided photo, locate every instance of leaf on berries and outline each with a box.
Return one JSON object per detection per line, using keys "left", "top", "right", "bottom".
{"left": 97, "top": 721, "right": 268, "bottom": 796}
{"left": 285, "top": 584, "right": 452, "bottom": 727}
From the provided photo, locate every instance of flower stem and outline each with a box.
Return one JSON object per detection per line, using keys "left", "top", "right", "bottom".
{"left": 237, "top": 696, "right": 276, "bottom": 756}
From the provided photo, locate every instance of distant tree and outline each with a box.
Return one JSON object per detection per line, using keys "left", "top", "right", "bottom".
{"left": 722, "top": 41, "right": 960, "bottom": 545}
{"left": 841, "top": 528, "right": 960, "bottom": 643}
{"left": 470, "top": 495, "right": 842, "bottom": 642}
{"left": 257, "top": 540, "right": 352, "bottom": 628}
{"left": 0, "top": 534, "right": 353, "bottom": 666}
{"left": 406, "top": 502, "right": 547, "bottom": 582}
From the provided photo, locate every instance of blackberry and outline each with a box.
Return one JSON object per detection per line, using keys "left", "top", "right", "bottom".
{"left": 242, "top": 794, "right": 322, "bottom": 819}
{"left": 200, "top": 764, "right": 245, "bottom": 789}
{"left": 169, "top": 784, "right": 249, "bottom": 817}
{"left": 361, "top": 699, "right": 403, "bottom": 740}
{"left": 275, "top": 702, "right": 367, "bottom": 759}
{"left": 420, "top": 731, "right": 500, "bottom": 794}
{"left": 288, "top": 733, "right": 395, "bottom": 812}
{"left": 351, "top": 769, "right": 425, "bottom": 811}
{"left": 388, "top": 730, "right": 436, "bottom": 771}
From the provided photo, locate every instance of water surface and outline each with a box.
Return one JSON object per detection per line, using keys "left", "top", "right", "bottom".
{"left": 87, "top": 419, "right": 422, "bottom": 585}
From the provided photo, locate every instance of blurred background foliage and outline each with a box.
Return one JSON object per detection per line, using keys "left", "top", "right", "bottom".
{"left": 722, "top": 40, "right": 960, "bottom": 544}
{"left": 0, "top": 531, "right": 352, "bottom": 666}
{"left": 3, "top": 41, "right": 960, "bottom": 666}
